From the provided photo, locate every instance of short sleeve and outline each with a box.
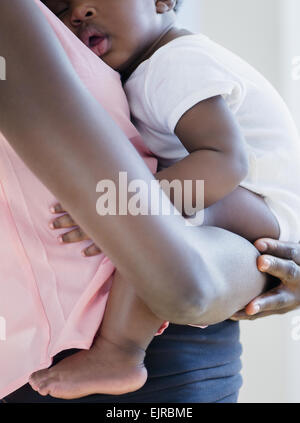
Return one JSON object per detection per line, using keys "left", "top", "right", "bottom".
{"left": 143, "top": 40, "right": 245, "bottom": 133}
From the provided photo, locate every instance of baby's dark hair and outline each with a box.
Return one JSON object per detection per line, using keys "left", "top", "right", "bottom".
{"left": 174, "top": 0, "right": 184, "bottom": 13}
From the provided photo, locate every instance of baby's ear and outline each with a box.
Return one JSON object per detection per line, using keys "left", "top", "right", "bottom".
{"left": 156, "top": 0, "right": 177, "bottom": 14}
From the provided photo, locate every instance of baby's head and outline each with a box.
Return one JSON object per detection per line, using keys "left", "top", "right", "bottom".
{"left": 42, "top": 1, "right": 182, "bottom": 73}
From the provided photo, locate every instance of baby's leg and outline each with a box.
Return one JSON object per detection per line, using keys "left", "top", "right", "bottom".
{"left": 29, "top": 270, "right": 165, "bottom": 399}
{"left": 29, "top": 187, "right": 273, "bottom": 400}
{"left": 203, "top": 186, "right": 280, "bottom": 242}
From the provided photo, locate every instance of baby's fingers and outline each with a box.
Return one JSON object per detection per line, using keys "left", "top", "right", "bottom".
{"left": 59, "top": 228, "right": 90, "bottom": 244}
{"left": 82, "top": 244, "right": 102, "bottom": 257}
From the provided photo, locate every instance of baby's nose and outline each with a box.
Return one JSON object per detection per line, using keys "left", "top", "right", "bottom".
{"left": 70, "top": 4, "right": 97, "bottom": 26}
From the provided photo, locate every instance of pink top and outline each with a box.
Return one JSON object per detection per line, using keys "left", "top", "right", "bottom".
{"left": 0, "top": 0, "right": 157, "bottom": 398}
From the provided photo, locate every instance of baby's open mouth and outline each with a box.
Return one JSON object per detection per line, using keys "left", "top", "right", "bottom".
{"left": 80, "top": 27, "right": 110, "bottom": 57}
{"left": 89, "top": 35, "right": 105, "bottom": 48}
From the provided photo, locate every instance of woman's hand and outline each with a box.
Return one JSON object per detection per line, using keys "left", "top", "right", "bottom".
{"left": 50, "top": 203, "right": 102, "bottom": 257}
{"left": 232, "top": 238, "right": 300, "bottom": 320}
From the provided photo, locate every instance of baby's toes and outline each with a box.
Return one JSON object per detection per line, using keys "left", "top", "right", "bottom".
{"left": 29, "top": 371, "right": 45, "bottom": 390}
{"left": 29, "top": 369, "right": 53, "bottom": 391}
{"left": 33, "top": 382, "right": 50, "bottom": 397}
{"left": 39, "top": 378, "right": 67, "bottom": 399}
{"left": 37, "top": 380, "right": 58, "bottom": 397}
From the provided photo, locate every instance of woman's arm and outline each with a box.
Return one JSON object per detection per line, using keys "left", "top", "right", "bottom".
{"left": 0, "top": 0, "right": 267, "bottom": 325}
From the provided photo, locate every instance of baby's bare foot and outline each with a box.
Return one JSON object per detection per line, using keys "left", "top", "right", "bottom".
{"left": 29, "top": 336, "right": 147, "bottom": 399}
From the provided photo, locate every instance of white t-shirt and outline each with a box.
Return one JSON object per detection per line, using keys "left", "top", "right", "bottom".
{"left": 124, "top": 33, "right": 300, "bottom": 241}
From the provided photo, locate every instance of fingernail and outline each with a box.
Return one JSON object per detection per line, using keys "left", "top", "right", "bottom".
{"left": 247, "top": 304, "right": 260, "bottom": 315}
{"left": 49, "top": 222, "right": 55, "bottom": 229}
{"left": 81, "top": 250, "right": 87, "bottom": 257}
{"left": 50, "top": 207, "right": 56, "bottom": 213}
{"left": 258, "top": 242, "right": 268, "bottom": 252}
{"left": 58, "top": 236, "right": 64, "bottom": 244}
{"left": 260, "top": 258, "right": 271, "bottom": 271}
{"left": 253, "top": 304, "right": 260, "bottom": 314}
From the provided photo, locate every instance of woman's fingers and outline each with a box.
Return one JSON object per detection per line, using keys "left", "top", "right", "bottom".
{"left": 82, "top": 243, "right": 102, "bottom": 257}
{"left": 245, "top": 285, "right": 296, "bottom": 315}
{"left": 233, "top": 238, "right": 300, "bottom": 321}
{"left": 50, "top": 213, "right": 76, "bottom": 229}
{"left": 50, "top": 203, "right": 66, "bottom": 214}
{"left": 231, "top": 310, "right": 269, "bottom": 321}
{"left": 257, "top": 254, "right": 300, "bottom": 283}
{"left": 255, "top": 238, "right": 300, "bottom": 264}
{"left": 50, "top": 204, "right": 96, "bottom": 249}
{"left": 230, "top": 309, "right": 287, "bottom": 321}
{"left": 58, "top": 227, "right": 90, "bottom": 243}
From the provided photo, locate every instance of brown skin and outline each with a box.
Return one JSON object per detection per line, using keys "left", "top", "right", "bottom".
{"left": 43, "top": 0, "right": 280, "bottom": 241}
{"left": 44, "top": 0, "right": 289, "bottom": 317}
{"left": 42, "top": 2, "right": 273, "bottom": 224}
{"left": 41, "top": 0, "right": 184, "bottom": 76}
{"left": 0, "top": 0, "right": 269, "bottom": 326}
{"left": 35, "top": 0, "right": 297, "bottom": 396}
{"left": 52, "top": 204, "right": 300, "bottom": 320}
{"left": 0, "top": 0, "right": 299, "bottom": 399}
{"left": 233, "top": 239, "right": 300, "bottom": 319}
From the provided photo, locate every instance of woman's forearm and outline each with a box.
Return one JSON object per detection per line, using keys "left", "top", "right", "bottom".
{"left": 0, "top": 0, "right": 267, "bottom": 325}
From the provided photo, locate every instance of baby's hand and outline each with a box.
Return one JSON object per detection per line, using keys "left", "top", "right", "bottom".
{"left": 49, "top": 203, "right": 102, "bottom": 257}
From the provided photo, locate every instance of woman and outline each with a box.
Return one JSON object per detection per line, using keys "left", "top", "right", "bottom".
{"left": 0, "top": 0, "right": 300, "bottom": 403}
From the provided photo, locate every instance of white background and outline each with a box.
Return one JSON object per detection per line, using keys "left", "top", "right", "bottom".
{"left": 177, "top": 0, "right": 300, "bottom": 403}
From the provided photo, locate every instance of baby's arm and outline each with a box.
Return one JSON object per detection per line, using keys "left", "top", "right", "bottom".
{"left": 156, "top": 95, "right": 248, "bottom": 209}
{"left": 156, "top": 95, "right": 280, "bottom": 241}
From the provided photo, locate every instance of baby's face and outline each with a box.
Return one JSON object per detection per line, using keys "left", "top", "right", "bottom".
{"left": 42, "top": 0, "right": 168, "bottom": 73}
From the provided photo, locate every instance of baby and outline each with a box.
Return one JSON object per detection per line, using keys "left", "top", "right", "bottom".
{"left": 26, "top": 0, "right": 300, "bottom": 399}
